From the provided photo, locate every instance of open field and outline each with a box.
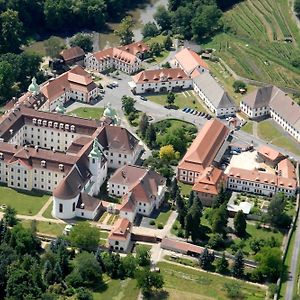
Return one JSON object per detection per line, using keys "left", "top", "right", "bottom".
{"left": 67, "top": 107, "right": 104, "bottom": 119}
{"left": 257, "top": 119, "right": 300, "bottom": 156}
{"left": 0, "top": 187, "right": 50, "bottom": 215}
{"left": 158, "top": 261, "right": 267, "bottom": 300}
{"left": 147, "top": 91, "right": 207, "bottom": 112}
{"left": 202, "top": 0, "right": 300, "bottom": 90}
{"left": 93, "top": 276, "right": 139, "bottom": 300}
{"left": 21, "top": 220, "right": 65, "bottom": 236}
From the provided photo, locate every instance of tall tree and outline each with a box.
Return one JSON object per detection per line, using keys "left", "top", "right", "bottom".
{"left": 136, "top": 245, "right": 151, "bottom": 267}
{"left": 234, "top": 210, "right": 247, "bottom": 237}
{"left": 163, "top": 35, "right": 173, "bottom": 50}
{"left": 210, "top": 204, "right": 228, "bottom": 236}
{"left": 121, "top": 95, "right": 136, "bottom": 115}
{"left": 70, "top": 33, "right": 93, "bottom": 52}
{"left": 142, "top": 22, "right": 159, "bottom": 38}
{"left": 166, "top": 92, "right": 175, "bottom": 106}
{"left": 68, "top": 222, "right": 100, "bottom": 252}
{"left": 199, "top": 247, "right": 214, "bottom": 270}
{"left": 175, "top": 190, "right": 186, "bottom": 228}
{"left": 0, "top": 9, "right": 23, "bottom": 53}
{"left": 170, "top": 178, "right": 179, "bottom": 200}
{"left": 232, "top": 250, "right": 244, "bottom": 278}
{"left": 44, "top": 36, "right": 64, "bottom": 58}
{"left": 215, "top": 252, "right": 229, "bottom": 274}
{"left": 154, "top": 5, "right": 172, "bottom": 31}
{"left": 136, "top": 268, "right": 164, "bottom": 296}
{"left": 145, "top": 123, "right": 156, "bottom": 148}
{"left": 114, "top": 16, "right": 134, "bottom": 45}
{"left": 139, "top": 113, "right": 149, "bottom": 138}
{"left": 3, "top": 206, "right": 18, "bottom": 226}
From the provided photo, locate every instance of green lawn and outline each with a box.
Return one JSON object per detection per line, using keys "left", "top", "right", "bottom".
{"left": 21, "top": 220, "right": 65, "bottom": 236}
{"left": 99, "top": 211, "right": 108, "bottom": 223}
{"left": 178, "top": 181, "right": 193, "bottom": 197}
{"left": 147, "top": 91, "right": 207, "bottom": 112}
{"left": 0, "top": 187, "right": 50, "bottom": 216}
{"left": 158, "top": 261, "right": 267, "bottom": 300}
{"left": 93, "top": 277, "right": 139, "bottom": 300}
{"left": 241, "top": 121, "right": 254, "bottom": 134}
{"left": 42, "top": 200, "right": 54, "bottom": 219}
{"left": 67, "top": 107, "right": 104, "bottom": 119}
{"left": 257, "top": 120, "right": 300, "bottom": 156}
{"left": 100, "top": 231, "right": 109, "bottom": 239}
{"left": 155, "top": 210, "right": 172, "bottom": 229}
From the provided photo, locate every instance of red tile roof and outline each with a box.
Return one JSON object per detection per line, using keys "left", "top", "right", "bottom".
{"left": 60, "top": 46, "right": 85, "bottom": 62}
{"left": 175, "top": 48, "right": 209, "bottom": 74}
{"left": 93, "top": 47, "right": 138, "bottom": 65}
{"left": 118, "top": 41, "right": 149, "bottom": 56}
{"left": 108, "top": 218, "right": 131, "bottom": 241}
{"left": 257, "top": 145, "right": 285, "bottom": 162}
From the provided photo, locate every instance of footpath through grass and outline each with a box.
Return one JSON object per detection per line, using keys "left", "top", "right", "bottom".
{"left": 0, "top": 187, "right": 50, "bottom": 215}
{"left": 67, "top": 107, "right": 104, "bottom": 119}
{"left": 158, "top": 261, "right": 267, "bottom": 300}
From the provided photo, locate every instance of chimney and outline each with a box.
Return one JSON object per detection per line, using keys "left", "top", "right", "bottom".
{"left": 35, "top": 145, "right": 39, "bottom": 152}
{"left": 122, "top": 170, "right": 126, "bottom": 178}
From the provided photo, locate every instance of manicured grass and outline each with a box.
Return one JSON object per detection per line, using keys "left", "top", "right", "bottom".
{"left": 257, "top": 120, "right": 300, "bottom": 156}
{"left": 145, "top": 34, "right": 166, "bottom": 45}
{"left": 241, "top": 121, "right": 254, "bottom": 134}
{"left": 107, "top": 214, "right": 118, "bottom": 225}
{"left": 67, "top": 107, "right": 105, "bottom": 119}
{"left": 42, "top": 200, "right": 54, "bottom": 219}
{"left": 21, "top": 220, "right": 65, "bottom": 236}
{"left": 202, "top": 0, "right": 300, "bottom": 90}
{"left": 100, "top": 231, "right": 109, "bottom": 239}
{"left": 158, "top": 261, "right": 267, "bottom": 300}
{"left": 165, "top": 255, "right": 198, "bottom": 267}
{"left": 178, "top": 181, "right": 193, "bottom": 197}
{"left": 155, "top": 210, "right": 172, "bottom": 229}
{"left": 0, "top": 187, "right": 50, "bottom": 216}
{"left": 93, "top": 277, "right": 139, "bottom": 300}
{"left": 147, "top": 91, "right": 207, "bottom": 112}
{"left": 257, "top": 120, "right": 282, "bottom": 141}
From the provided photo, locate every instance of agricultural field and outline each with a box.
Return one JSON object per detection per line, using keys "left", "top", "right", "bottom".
{"left": 203, "top": 0, "right": 300, "bottom": 90}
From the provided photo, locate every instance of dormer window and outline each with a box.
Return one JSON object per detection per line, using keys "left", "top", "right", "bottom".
{"left": 65, "top": 124, "right": 69, "bottom": 130}
{"left": 59, "top": 164, "right": 64, "bottom": 171}
{"left": 54, "top": 122, "right": 58, "bottom": 128}
{"left": 33, "top": 118, "right": 37, "bottom": 124}
{"left": 59, "top": 123, "right": 64, "bottom": 129}
{"left": 41, "top": 160, "right": 46, "bottom": 167}
{"left": 43, "top": 120, "right": 47, "bottom": 126}
{"left": 70, "top": 125, "right": 75, "bottom": 131}
{"left": 48, "top": 121, "right": 52, "bottom": 127}
{"left": 0, "top": 152, "right": 3, "bottom": 160}
{"left": 38, "top": 119, "right": 42, "bottom": 125}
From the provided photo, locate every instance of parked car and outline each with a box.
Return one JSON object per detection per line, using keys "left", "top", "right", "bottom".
{"left": 182, "top": 107, "right": 188, "bottom": 112}
{"left": 189, "top": 109, "right": 195, "bottom": 114}
{"left": 99, "top": 89, "right": 105, "bottom": 94}
{"left": 106, "top": 84, "right": 113, "bottom": 89}
{"left": 148, "top": 115, "right": 153, "bottom": 121}
{"left": 185, "top": 108, "right": 191, "bottom": 113}
{"left": 140, "top": 96, "right": 147, "bottom": 101}
{"left": 112, "top": 81, "right": 119, "bottom": 87}
{"left": 207, "top": 115, "right": 212, "bottom": 120}
{"left": 258, "top": 167, "right": 266, "bottom": 172}
{"left": 197, "top": 111, "right": 202, "bottom": 116}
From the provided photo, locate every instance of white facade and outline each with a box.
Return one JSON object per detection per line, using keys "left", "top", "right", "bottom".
{"left": 240, "top": 101, "right": 269, "bottom": 119}
{"left": 132, "top": 78, "right": 192, "bottom": 94}
{"left": 227, "top": 177, "right": 296, "bottom": 197}
{"left": 108, "top": 233, "right": 131, "bottom": 252}
{"left": 84, "top": 55, "right": 141, "bottom": 75}
{"left": 53, "top": 195, "right": 78, "bottom": 219}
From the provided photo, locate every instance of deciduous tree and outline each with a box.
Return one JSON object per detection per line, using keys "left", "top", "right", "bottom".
{"left": 114, "top": 16, "right": 134, "bottom": 45}
{"left": 70, "top": 34, "right": 93, "bottom": 52}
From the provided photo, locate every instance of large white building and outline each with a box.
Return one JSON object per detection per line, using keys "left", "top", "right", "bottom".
{"left": 108, "top": 164, "right": 166, "bottom": 222}
{"left": 240, "top": 85, "right": 300, "bottom": 142}
{"left": 129, "top": 68, "right": 192, "bottom": 94}
{"left": 28, "top": 66, "right": 99, "bottom": 112}
{"left": 0, "top": 101, "right": 143, "bottom": 220}
{"left": 84, "top": 41, "right": 150, "bottom": 75}
{"left": 174, "top": 48, "right": 236, "bottom": 117}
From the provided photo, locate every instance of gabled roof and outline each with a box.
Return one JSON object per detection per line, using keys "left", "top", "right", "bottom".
{"left": 108, "top": 217, "right": 131, "bottom": 241}
{"left": 118, "top": 41, "right": 150, "bottom": 56}
{"left": 178, "top": 119, "right": 229, "bottom": 171}
{"left": 242, "top": 85, "right": 274, "bottom": 108}
{"left": 257, "top": 145, "right": 285, "bottom": 162}
{"left": 60, "top": 46, "right": 85, "bottom": 62}
{"left": 175, "top": 48, "right": 209, "bottom": 74}
{"left": 277, "top": 158, "right": 296, "bottom": 179}
{"left": 193, "top": 72, "right": 236, "bottom": 110}
{"left": 132, "top": 68, "right": 189, "bottom": 84}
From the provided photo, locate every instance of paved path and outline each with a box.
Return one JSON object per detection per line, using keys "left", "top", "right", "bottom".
{"left": 36, "top": 196, "right": 53, "bottom": 217}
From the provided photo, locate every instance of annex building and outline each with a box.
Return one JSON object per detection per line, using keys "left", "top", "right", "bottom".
{"left": 240, "top": 85, "right": 300, "bottom": 142}
{"left": 84, "top": 41, "right": 149, "bottom": 75}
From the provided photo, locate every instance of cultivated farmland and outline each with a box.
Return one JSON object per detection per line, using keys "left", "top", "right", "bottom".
{"left": 203, "top": 0, "right": 300, "bottom": 90}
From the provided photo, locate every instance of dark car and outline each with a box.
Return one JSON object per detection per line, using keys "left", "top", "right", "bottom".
{"left": 106, "top": 84, "right": 113, "bottom": 89}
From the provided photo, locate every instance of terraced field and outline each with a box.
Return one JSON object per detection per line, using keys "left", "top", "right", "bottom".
{"left": 204, "top": 0, "right": 300, "bottom": 90}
